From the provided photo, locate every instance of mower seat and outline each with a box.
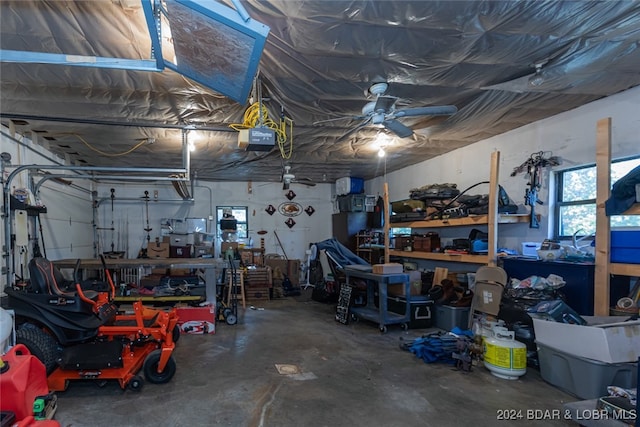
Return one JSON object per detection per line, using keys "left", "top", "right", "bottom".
{"left": 28, "top": 257, "right": 99, "bottom": 301}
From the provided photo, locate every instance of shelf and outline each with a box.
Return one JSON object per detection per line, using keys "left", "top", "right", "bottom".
{"left": 388, "top": 249, "right": 489, "bottom": 264}
{"left": 622, "top": 203, "right": 640, "bottom": 215}
{"left": 609, "top": 263, "right": 640, "bottom": 277}
{"left": 390, "top": 213, "right": 532, "bottom": 228}
{"left": 113, "top": 295, "right": 203, "bottom": 304}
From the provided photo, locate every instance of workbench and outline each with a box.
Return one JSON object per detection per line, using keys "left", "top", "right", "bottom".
{"left": 52, "top": 258, "right": 225, "bottom": 306}
{"left": 344, "top": 266, "right": 411, "bottom": 333}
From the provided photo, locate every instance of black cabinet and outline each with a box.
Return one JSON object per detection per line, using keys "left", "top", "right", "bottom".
{"left": 500, "top": 257, "right": 629, "bottom": 316}
{"left": 332, "top": 212, "right": 370, "bottom": 253}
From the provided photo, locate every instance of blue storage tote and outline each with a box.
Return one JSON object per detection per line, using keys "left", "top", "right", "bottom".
{"left": 335, "top": 177, "right": 364, "bottom": 195}
{"left": 610, "top": 230, "right": 640, "bottom": 264}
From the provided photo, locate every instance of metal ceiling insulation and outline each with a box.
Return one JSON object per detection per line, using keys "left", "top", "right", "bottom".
{"left": 1, "top": 1, "right": 640, "bottom": 183}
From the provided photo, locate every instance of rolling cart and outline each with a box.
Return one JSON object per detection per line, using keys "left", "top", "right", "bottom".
{"left": 344, "top": 266, "right": 411, "bottom": 333}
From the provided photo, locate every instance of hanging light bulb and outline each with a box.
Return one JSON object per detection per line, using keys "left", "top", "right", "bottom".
{"left": 189, "top": 141, "right": 196, "bottom": 152}
{"left": 377, "top": 147, "right": 386, "bottom": 158}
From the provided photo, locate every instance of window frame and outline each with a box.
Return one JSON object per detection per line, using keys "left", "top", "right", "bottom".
{"left": 215, "top": 206, "right": 249, "bottom": 240}
{"left": 554, "top": 156, "right": 640, "bottom": 240}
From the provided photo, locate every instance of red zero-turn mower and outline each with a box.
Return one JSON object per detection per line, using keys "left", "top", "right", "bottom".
{"left": 2, "top": 256, "right": 180, "bottom": 392}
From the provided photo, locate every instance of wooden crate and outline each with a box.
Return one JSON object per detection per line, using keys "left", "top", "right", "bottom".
{"left": 245, "top": 287, "right": 270, "bottom": 301}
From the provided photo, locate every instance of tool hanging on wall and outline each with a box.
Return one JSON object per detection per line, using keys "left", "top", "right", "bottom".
{"left": 34, "top": 211, "right": 45, "bottom": 258}
{"left": 143, "top": 190, "right": 153, "bottom": 245}
{"left": 273, "top": 230, "right": 288, "bottom": 260}
{"left": 136, "top": 191, "right": 153, "bottom": 258}
{"left": 511, "top": 151, "right": 561, "bottom": 228}
{"left": 102, "top": 188, "right": 125, "bottom": 258}
{"left": 110, "top": 188, "right": 116, "bottom": 253}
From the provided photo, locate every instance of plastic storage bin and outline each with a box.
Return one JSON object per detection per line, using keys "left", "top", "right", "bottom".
{"left": 433, "top": 305, "right": 470, "bottom": 331}
{"left": 537, "top": 342, "right": 637, "bottom": 399}
{"left": 521, "top": 242, "right": 541, "bottom": 257}
{"left": 335, "top": 177, "right": 364, "bottom": 195}
{"left": 611, "top": 230, "right": 640, "bottom": 264}
{"left": 387, "top": 295, "right": 433, "bottom": 329}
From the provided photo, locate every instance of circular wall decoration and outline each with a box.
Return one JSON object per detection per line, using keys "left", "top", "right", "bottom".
{"left": 278, "top": 202, "right": 302, "bottom": 217}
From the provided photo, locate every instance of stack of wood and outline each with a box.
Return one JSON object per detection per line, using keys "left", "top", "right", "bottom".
{"left": 244, "top": 267, "right": 272, "bottom": 301}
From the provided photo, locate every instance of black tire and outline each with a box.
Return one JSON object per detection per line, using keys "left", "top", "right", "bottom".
{"left": 15, "top": 324, "right": 60, "bottom": 375}
{"left": 225, "top": 313, "right": 237, "bottom": 325}
{"left": 128, "top": 375, "right": 144, "bottom": 391}
{"left": 143, "top": 350, "right": 176, "bottom": 384}
{"left": 172, "top": 324, "right": 181, "bottom": 344}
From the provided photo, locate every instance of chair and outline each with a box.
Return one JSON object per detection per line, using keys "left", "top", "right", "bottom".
{"left": 467, "top": 265, "right": 508, "bottom": 329}
{"left": 29, "top": 257, "right": 98, "bottom": 300}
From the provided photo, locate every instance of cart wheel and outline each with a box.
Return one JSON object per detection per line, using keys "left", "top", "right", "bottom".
{"left": 379, "top": 325, "right": 387, "bottom": 333}
{"left": 128, "top": 375, "right": 144, "bottom": 392}
{"left": 226, "top": 313, "right": 237, "bottom": 325}
{"left": 143, "top": 350, "right": 176, "bottom": 384}
{"left": 223, "top": 308, "right": 232, "bottom": 318}
{"left": 172, "top": 325, "right": 181, "bottom": 344}
{"left": 401, "top": 323, "right": 409, "bottom": 331}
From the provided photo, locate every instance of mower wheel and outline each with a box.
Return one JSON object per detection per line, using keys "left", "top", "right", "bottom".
{"left": 128, "top": 375, "right": 144, "bottom": 391}
{"left": 143, "top": 350, "right": 176, "bottom": 384}
{"left": 225, "top": 313, "right": 237, "bottom": 325}
{"left": 172, "top": 325, "right": 181, "bottom": 344}
{"left": 16, "top": 324, "right": 60, "bottom": 375}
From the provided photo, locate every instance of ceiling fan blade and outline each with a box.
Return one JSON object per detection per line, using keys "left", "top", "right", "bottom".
{"left": 335, "top": 117, "right": 373, "bottom": 144}
{"left": 294, "top": 177, "right": 316, "bottom": 186}
{"left": 373, "top": 95, "right": 396, "bottom": 112}
{"left": 394, "top": 105, "right": 458, "bottom": 118}
{"left": 383, "top": 119, "right": 414, "bottom": 138}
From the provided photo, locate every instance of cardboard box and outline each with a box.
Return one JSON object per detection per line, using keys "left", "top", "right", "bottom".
{"left": 170, "top": 245, "right": 192, "bottom": 258}
{"left": 169, "top": 233, "right": 193, "bottom": 246}
{"left": 176, "top": 305, "right": 216, "bottom": 334}
{"left": 372, "top": 263, "right": 403, "bottom": 274}
{"left": 265, "top": 259, "right": 301, "bottom": 285}
{"left": 147, "top": 242, "right": 170, "bottom": 258}
{"left": 221, "top": 242, "right": 239, "bottom": 254}
{"left": 412, "top": 233, "right": 440, "bottom": 252}
{"left": 387, "top": 281, "right": 422, "bottom": 297}
{"left": 532, "top": 316, "right": 640, "bottom": 363}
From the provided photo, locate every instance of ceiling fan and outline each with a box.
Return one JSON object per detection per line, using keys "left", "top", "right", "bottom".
{"left": 313, "top": 82, "right": 458, "bottom": 138}
{"left": 281, "top": 165, "right": 316, "bottom": 190}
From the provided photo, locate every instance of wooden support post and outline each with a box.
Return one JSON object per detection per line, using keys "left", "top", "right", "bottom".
{"left": 594, "top": 117, "right": 612, "bottom": 316}
{"left": 487, "top": 151, "right": 500, "bottom": 267}
{"left": 383, "top": 182, "right": 390, "bottom": 264}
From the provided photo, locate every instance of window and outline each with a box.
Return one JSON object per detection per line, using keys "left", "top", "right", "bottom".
{"left": 216, "top": 206, "right": 248, "bottom": 239}
{"left": 555, "top": 157, "right": 640, "bottom": 238}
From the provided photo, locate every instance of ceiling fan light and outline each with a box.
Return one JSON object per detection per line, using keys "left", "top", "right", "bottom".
{"left": 528, "top": 73, "right": 545, "bottom": 87}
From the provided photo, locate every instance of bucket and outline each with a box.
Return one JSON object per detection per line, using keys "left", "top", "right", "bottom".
{"left": 484, "top": 326, "right": 527, "bottom": 380}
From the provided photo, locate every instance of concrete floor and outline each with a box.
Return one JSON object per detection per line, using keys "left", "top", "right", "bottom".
{"left": 54, "top": 291, "right": 577, "bottom": 427}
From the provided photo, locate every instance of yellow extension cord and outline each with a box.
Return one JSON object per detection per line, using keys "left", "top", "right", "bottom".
{"left": 229, "top": 102, "right": 294, "bottom": 159}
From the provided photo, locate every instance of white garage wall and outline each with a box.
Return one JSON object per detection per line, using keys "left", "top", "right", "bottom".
{"left": 94, "top": 180, "right": 333, "bottom": 262}
{"left": 1, "top": 129, "right": 94, "bottom": 287}
{"left": 366, "top": 85, "right": 640, "bottom": 254}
